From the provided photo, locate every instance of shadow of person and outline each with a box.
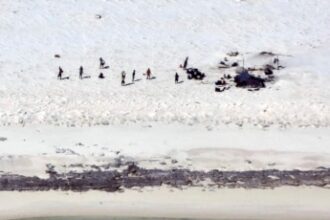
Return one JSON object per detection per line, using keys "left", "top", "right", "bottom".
{"left": 61, "top": 76, "right": 70, "bottom": 80}
{"left": 123, "top": 82, "right": 134, "bottom": 86}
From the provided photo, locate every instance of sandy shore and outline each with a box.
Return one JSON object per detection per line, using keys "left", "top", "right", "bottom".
{"left": 1, "top": 126, "right": 330, "bottom": 219}
{"left": 1, "top": 125, "right": 330, "bottom": 178}
{"left": 0, "top": 187, "right": 330, "bottom": 220}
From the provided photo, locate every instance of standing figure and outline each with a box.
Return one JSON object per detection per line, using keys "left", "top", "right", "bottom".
{"left": 183, "top": 57, "right": 189, "bottom": 69}
{"left": 274, "top": 57, "right": 280, "bottom": 70}
{"left": 175, "top": 72, "right": 179, "bottom": 84}
{"left": 79, "top": 66, "right": 84, "bottom": 79}
{"left": 132, "top": 70, "right": 136, "bottom": 83}
{"left": 57, "top": 67, "right": 63, "bottom": 80}
{"left": 146, "top": 68, "right": 151, "bottom": 80}
{"left": 121, "top": 71, "right": 126, "bottom": 85}
{"left": 99, "top": 57, "right": 105, "bottom": 69}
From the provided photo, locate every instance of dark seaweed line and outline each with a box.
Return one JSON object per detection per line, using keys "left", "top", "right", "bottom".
{"left": 1, "top": 164, "right": 330, "bottom": 192}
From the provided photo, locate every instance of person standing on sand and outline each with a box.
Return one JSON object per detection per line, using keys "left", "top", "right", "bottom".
{"left": 57, "top": 67, "right": 63, "bottom": 80}
{"left": 175, "top": 72, "right": 179, "bottom": 84}
{"left": 146, "top": 68, "right": 151, "bottom": 80}
{"left": 121, "top": 71, "right": 126, "bottom": 85}
{"left": 99, "top": 57, "right": 105, "bottom": 69}
{"left": 79, "top": 66, "right": 84, "bottom": 79}
{"left": 132, "top": 69, "right": 136, "bottom": 83}
{"left": 183, "top": 56, "right": 189, "bottom": 69}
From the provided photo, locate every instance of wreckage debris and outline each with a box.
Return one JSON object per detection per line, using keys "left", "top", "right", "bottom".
{"left": 234, "top": 68, "right": 265, "bottom": 89}
{"left": 259, "top": 51, "right": 276, "bottom": 56}
{"left": 186, "top": 68, "right": 206, "bottom": 80}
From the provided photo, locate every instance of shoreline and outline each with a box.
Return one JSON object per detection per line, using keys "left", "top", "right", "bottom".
{"left": 1, "top": 125, "right": 330, "bottom": 219}
{"left": 1, "top": 187, "right": 330, "bottom": 220}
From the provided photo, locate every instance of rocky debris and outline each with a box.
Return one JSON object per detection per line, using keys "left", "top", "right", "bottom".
{"left": 1, "top": 165, "right": 330, "bottom": 192}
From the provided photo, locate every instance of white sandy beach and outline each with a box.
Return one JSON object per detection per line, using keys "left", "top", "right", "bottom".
{"left": 1, "top": 0, "right": 330, "bottom": 219}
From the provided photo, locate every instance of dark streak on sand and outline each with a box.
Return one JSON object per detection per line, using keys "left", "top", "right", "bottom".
{"left": 0, "top": 164, "right": 329, "bottom": 192}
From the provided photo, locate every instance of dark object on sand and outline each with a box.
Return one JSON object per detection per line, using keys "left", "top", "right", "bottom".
{"left": 215, "top": 87, "right": 226, "bottom": 92}
{"left": 183, "top": 57, "right": 189, "bottom": 69}
{"left": 132, "top": 70, "right": 136, "bottom": 82}
{"left": 186, "top": 68, "right": 205, "bottom": 80}
{"left": 57, "top": 67, "right": 69, "bottom": 80}
{"left": 219, "top": 60, "right": 239, "bottom": 69}
{"left": 224, "top": 74, "right": 232, "bottom": 79}
{"left": 99, "top": 57, "right": 109, "bottom": 69}
{"left": 175, "top": 72, "right": 179, "bottom": 84}
{"left": 220, "top": 61, "right": 227, "bottom": 66}
{"left": 98, "top": 73, "right": 105, "bottom": 79}
{"left": 54, "top": 54, "right": 61, "bottom": 58}
{"left": 121, "top": 71, "right": 126, "bottom": 85}
{"left": 260, "top": 51, "right": 275, "bottom": 56}
{"left": 79, "top": 66, "right": 84, "bottom": 79}
{"left": 264, "top": 67, "right": 274, "bottom": 76}
{"left": 146, "top": 68, "right": 152, "bottom": 80}
{"left": 227, "top": 51, "right": 239, "bottom": 57}
{"left": 215, "top": 78, "right": 226, "bottom": 86}
{"left": 219, "top": 61, "right": 230, "bottom": 69}
{"left": 234, "top": 68, "right": 265, "bottom": 88}
{"left": 1, "top": 164, "right": 329, "bottom": 192}
{"left": 57, "top": 67, "right": 63, "bottom": 80}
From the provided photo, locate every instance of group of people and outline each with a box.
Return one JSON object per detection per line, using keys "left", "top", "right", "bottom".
{"left": 57, "top": 57, "right": 188, "bottom": 85}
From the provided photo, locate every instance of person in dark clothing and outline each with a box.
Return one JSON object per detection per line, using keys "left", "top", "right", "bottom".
{"left": 98, "top": 72, "right": 105, "bottom": 79}
{"left": 183, "top": 57, "right": 189, "bottom": 69}
{"left": 175, "top": 72, "right": 179, "bottom": 84}
{"left": 79, "top": 66, "right": 83, "bottom": 79}
{"left": 121, "top": 71, "right": 126, "bottom": 85}
{"left": 274, "top": 57, "right": 280, "bottom": 70}
{"left": 132, "top": 70, "right": 136, "bottom": 83}
{"left": 146, "top": 68, "right": 151, "bottom": 80}
{"left": 57, "top": 67, "right": 63, "bottom": 80}
{"left": 99, "top": 57, "right": 105, "bottom": 69}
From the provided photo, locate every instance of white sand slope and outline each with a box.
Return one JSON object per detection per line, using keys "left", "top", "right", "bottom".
{"left": 1, "top": 1, "right": 330, "bottom": 219}
{"left": 1, "top": 125, "right": 330, "bottom": 177}
{"left": 0, "top": 0, "right": 330, "bottom": 127}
